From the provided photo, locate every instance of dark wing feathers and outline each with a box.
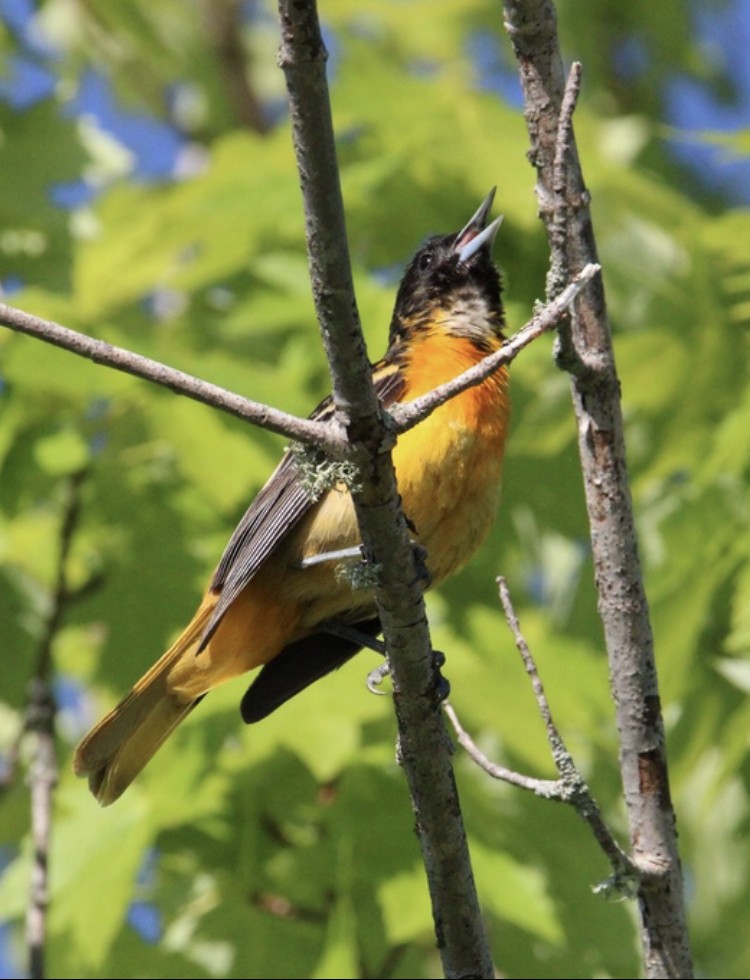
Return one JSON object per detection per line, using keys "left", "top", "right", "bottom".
{"left": 210, "top": 450, "right": 305, "bottom": 592}
{"left": 200, "top": 359, "right": 407, "bottom": 647}
{"left": 240, "top": 618, "right": 383, "bottom": 723}
{"left": 200, "top": 451, "right": 310, "bottom": 646}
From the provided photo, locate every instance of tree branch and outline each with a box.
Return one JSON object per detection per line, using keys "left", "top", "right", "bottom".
{"left": 203, "top": 0, "right": 271, "bottom": 134}
{"left": 0, "top": 300, "right": 343, "bottom": 454}
{"left": 0, "top": 7, "right": 616, "bottom": 975}
{"left": 501, "top": 2, "right": 693, "bottom": 976}
{"left": 276, "top": 2, "right": 495, "bottom": 976}
{"left": 444, "top": 578, "right": 636, "bottom": 891}
{"left": 24, "top": 469, "right": 89, "bottom": 980}
{"left": 0, "top": 265, "right": 594, "bottom": 457}
{"left": 496, "top": 578, "right": 635, "bottom": 883}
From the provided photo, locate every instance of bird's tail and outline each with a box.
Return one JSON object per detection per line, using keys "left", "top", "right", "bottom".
{"left": 73, "top": 599, "right": 215, "bottom": 806}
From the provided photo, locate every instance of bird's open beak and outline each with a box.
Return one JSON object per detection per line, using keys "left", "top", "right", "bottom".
{"left": 455, "top": 187, "right": 503, "bottom": 264}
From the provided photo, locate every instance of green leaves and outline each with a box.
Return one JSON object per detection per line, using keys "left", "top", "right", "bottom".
{"left": 2, "top": 1, "right": 750, "bottom": 978}
{"left": 0, "top": 98, "right": 88, "bottom": 291}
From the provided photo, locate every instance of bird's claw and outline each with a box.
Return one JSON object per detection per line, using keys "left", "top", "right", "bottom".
{"left": 411, "top": 542, "right": 432, "bottom": 591}
{"left": 365, "top": 649, "right": 450, "bottom": 701}
{"left": 431, "top": 649, "right": 450, "bottom": 703}
{"left": 367, "top": 660, "right": 391, "bottom": 694}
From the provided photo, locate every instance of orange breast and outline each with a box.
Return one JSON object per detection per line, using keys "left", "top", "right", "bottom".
{"left": 393, "top": 332, "right": 510, "bottom": 585}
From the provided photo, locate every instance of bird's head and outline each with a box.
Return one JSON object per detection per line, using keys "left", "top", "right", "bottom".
{"left": 389, "top": 188, "right": 504, "bottom": 349}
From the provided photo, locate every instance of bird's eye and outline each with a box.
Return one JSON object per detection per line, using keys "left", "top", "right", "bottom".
{"left": 418, "top": 251, "right": 433, "bottom": 272}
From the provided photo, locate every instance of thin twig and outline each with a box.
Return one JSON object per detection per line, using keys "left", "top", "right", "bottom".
{"left": 25, "top": 678, "right": 55, "bottom": 980}
{"left": 496, "top": 578, "right": 634, "bottom": 878}
{"left": 443, "top": 578, "right": 635, "bottom": 888}
{"left": 549, "top": 62, "right": 584, "bottom": 372}
{"left": 551, "top": 62, "right": 583, "bottom": 279}
{"left": 0, "top": 301, "right": 341, "bottom": 454}
{"left": 25, "top": 469, "right": 89, "bottom": 980}
{"left": 497, "top": 577, "right": 571, "bottom": 769}
{"left": 442, "top": 701, "right": 561, "bottom": 797}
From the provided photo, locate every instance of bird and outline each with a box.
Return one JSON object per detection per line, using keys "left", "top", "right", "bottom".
{"left": 73, "top": 189, "right": 511, "bottom": 805}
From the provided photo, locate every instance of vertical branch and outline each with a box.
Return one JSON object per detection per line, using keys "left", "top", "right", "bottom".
{"left": 25, "top": 677, "right": 56, "bottom": 980}
{"left": 501, "top": 2, "right": 693, "bottom": 977}
{"left": 275, "top": 2, "right": 494, "bottom": 976}
{"left": 203, "top": 0, "right": 271, "bottom": 134}
{"left": 25, "top": 469, "right": 88, "bottom": 980}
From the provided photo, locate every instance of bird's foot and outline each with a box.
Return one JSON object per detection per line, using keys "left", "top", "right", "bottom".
{"left": 366, "top": 649, "right": 450, "bottom": 701}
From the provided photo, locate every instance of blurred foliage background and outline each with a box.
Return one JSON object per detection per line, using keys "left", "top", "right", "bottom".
{"left": 1, "top": 0, "right": 749, "bottom": 977}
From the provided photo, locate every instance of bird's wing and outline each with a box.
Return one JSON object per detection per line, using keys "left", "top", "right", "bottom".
{"left": 239, "top": 616, "right": 383, "bottom": 723}
{"left": 200, "top": 358, "right": 406, "bottom": 645}
{"left": 209, "top": 449, "right": 308, "bottom": 597}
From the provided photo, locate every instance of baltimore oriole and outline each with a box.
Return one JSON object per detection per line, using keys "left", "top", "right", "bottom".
{"left": 74, "top": 189, "right": 510, "bottom": 805}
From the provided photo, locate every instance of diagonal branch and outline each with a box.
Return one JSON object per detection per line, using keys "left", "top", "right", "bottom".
{"left": 495, "top": 578, "right": 635, "bottom": 882}
{"left": 0, "top": 300, "right": 342, "bottom": 453}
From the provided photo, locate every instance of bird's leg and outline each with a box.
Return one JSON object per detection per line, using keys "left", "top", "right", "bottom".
{"left": 296, "top": 545, "right": 365, "bottom": 569}
{"left": 321, "top": 618, "right": 450, "bottom": 702}
{"left": 315, "top": 539, "right": 447, "bottom": 700}
{"left": 318, "top": 620, "right": 391, "bottom": 695}
{"left": 320, "top": 619, "right": 386, "bottom": 655}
